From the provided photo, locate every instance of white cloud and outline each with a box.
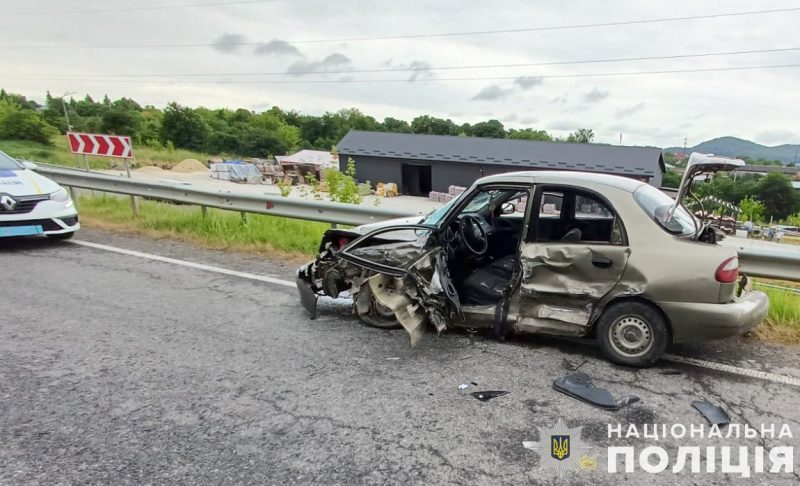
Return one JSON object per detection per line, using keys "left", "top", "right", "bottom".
{"left": 3, "top": 0, "right": 800, "bottom": 146}
{"left": 582, "top": 87, "right": 609, "bottom": 103}
{"left": 211, "top": 33, "right": 248, "bottom": 53}
{"left": 253, "top": 39, "right": 303, "bottom": 57}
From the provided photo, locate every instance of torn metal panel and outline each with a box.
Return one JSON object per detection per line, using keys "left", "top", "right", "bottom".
{"left": 519, "top": 245, "right": 630, "bottom": 298}
{"left": 349, "top": 237, "right": 429, "bottom": 269}
{"left": 516, "top": 243, "right": 631, "bottom": 328}
{"left": 368, "top": 274, "right": 428, "bottom": 346}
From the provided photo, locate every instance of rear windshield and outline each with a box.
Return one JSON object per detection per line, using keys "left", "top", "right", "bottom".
{"left": 0, "top": 151, "right": 21, "bottom": 170}
{"left": 633, "top": 184, "right": 696, "bottom": 236}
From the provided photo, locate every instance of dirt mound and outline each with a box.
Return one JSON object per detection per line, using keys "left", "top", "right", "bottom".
{"left": 136, "top": 165, "right": 167, "bottom": 173}
{"left": 172, "top": 159, "right": 208, "bottom": 173}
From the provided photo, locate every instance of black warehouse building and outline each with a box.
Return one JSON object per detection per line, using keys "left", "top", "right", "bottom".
{"left": 338, "top": 130, "right": 665, "bottom": 196}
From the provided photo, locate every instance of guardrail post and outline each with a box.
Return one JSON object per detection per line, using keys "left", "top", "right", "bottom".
{"left": 130, "top": 196, "right": 139, "bottom": 216}
{"left": 201, "top": 205, "right": 208, "bottom": 219}
{"left": 240, "top": 211, "right": 248, "bottom": 225}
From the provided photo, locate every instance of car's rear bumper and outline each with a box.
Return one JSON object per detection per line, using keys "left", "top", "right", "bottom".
{"left": 658, "top": 290, "right": 770, "bottom": 343}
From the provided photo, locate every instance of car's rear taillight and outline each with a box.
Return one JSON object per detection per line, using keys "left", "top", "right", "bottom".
{"left": 715, "top": 256, "right": 739, "bottom": 283}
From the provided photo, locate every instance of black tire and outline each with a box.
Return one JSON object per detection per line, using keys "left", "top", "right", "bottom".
{"left": 356, "top": 284, "right": 402, "bottom": 330}
{"left": 47, "top": 231, "right": 75, "bottom": 240}
{"left": 596, "top": 300, "right": 669, "bottom": 367}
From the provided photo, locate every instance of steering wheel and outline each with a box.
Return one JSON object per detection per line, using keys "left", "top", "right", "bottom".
{"left": 459, "top": 215, "right": 489, "bottom": 256}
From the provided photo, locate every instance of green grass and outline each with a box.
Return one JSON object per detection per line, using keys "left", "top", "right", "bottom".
{"left": 0, "top": 136, "right": 211, "bottom": 170}
{"left": 78, "top": 194, "right": 328, "bottom": 256}
{"left": 753, "top": 281, "right": 800, "bottom": 343}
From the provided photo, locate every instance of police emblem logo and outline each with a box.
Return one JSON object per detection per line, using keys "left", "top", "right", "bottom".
{"left": 523, "top": 418, "right": 591, "bottom": 476}
{"left": 551, "top": 435, "right": 570, "bottom": 460}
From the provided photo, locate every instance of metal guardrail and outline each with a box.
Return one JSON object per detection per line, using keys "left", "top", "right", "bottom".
{"left": 736, "top": 246, "right": 800, "bottom": 282}
{"left": 36, "top": 164, "right": 417, "bottom": 227}
{"left": 32, "top": 162, "right": 800, "bottom": 283}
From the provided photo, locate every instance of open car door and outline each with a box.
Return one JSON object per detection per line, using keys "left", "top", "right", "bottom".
{"left": 337, "top": 225, "right": 462, "bottom": 344}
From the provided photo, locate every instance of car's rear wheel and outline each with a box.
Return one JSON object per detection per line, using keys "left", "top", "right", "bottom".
{"left": 596, "top": 301, "right": 669, "bottom": 367}
{"left": 47, "top": 231, "right": 75, "bottom": 240}
{"left": 356, "top": 284, "right": 401, "bottom": 330}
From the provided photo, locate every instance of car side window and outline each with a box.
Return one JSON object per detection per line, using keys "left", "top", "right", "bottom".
{"left": 527, "top": 188, "right": 625, "bottom": 245}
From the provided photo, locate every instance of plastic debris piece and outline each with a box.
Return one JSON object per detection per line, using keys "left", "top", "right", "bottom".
{"left": 691, "top": 400, "right": 730, "bottom": 426}
{"left": 471, "top": 390, "right": 509, "bottom": 402}
{"left": 552, "top": 372, "right": 640, "bottom": 411}
{"left": 659, "top": 369, "right": 682, "bottom": 375}
{"left": 458, "top": 383, "right": 470, "bottom": 390}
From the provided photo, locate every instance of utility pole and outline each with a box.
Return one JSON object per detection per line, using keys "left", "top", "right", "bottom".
{"left": 682, "top": 136, "right": 687, "bottom": 157}
{"left": 60, "top": 91, "right": 76, "bottom": 131}
{"left": 619, "top": 133, "right": 622, "bottom": 145}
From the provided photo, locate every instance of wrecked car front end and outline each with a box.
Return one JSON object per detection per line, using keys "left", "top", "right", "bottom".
{"left": 296, "top": 224, "right": 459, "bottom": 344}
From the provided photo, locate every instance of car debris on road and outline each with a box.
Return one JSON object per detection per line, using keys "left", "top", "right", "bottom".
{"left": 691, "top": 400, "right": 731, "bottom": 426}
{"left": 553, "top": 373, "right": 640, "bottom": 411}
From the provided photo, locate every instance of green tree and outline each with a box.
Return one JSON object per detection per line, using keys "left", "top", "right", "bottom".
{"left": 0, "top": 99, "right": 57, "bottom": 144}
{"left": 755, "top": 173, "right": 798, "bottom": 220}
{"left": 381, "top": 117, "right": 412, "bottom": 133}
{"left": 507, "top": 128, "right": 552, "bottom": 141}
{"left": 739, "top": 196, "right": 765, "bottom": 223}
{"left": 410, "top": 115, "right": 459, "bottom": 136}
{"left": 160, "top": 102, "right": 209, "bottom": 151}
{"left": 661, "top": 171, "right": 682, "bottom": 188}
{"left": 471, "top": 119, "right": 505, "bottom": 138}
{"left": 566, "top": 128, "right": 594, "bottom": 143}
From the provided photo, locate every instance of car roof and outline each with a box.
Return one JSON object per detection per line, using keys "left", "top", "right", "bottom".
{"left": 476, "top": 170, "right": 648, "bottom": 193}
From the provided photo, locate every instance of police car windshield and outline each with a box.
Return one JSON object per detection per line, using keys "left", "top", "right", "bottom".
{"left": 0, "top": 151, "right": 22, "bottom": 170}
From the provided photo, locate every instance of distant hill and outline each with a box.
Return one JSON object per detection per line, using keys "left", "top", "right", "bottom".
{"left": 664, "top": 137, "right": 800, "bottom": 164}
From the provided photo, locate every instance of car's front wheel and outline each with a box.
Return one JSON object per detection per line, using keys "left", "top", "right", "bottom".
{"left": 356, "top": 284, "right": 401, "bottom": 330}
{"left": 596, "top": 300, "right": 669, "bottom": 367}
{"left": 47, "top": 231, "right": 75, "bottom": 240}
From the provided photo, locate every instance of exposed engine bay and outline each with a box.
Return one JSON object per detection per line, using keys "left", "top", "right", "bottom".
{"left": 297, "top": 188, "right": 531, "bottom": 343}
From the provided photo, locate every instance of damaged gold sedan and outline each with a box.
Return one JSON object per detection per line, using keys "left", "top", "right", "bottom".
{"left": 296, "top": 153, "right": 769, "bottom": 367}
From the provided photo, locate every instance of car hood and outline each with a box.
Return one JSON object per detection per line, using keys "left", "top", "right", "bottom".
{"left": 0, "top": 169, "right": 61, "bottom": 196}
{"left": 352, "top": 215, "right": 426, "bottom": 234}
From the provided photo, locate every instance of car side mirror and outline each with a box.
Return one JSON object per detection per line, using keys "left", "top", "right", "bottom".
{"left": 22, "top": 161, "right": 38, "bottom": 171}
{"left": 501, "top": 202, "right": 515, "bottom": 215}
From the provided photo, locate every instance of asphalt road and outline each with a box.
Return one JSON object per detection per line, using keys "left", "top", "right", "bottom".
{"left": 1, "top": 229, "right": 799, "bottom": 485}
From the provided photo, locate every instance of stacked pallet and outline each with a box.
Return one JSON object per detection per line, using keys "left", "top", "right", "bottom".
{"left": 428, "top": 185, "right": 466, "bottom": 203}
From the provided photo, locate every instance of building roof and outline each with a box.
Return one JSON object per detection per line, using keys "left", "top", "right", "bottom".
{"left": 338, "top": 130, "right": 664, "bottom": 178}
{"left": 276, "top": 149, "right": 335, "bottom": 167}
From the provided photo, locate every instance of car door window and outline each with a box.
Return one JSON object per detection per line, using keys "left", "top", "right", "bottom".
{"left": 527, "top": 188, "right": 625, "bottom": 245}
{"left": 571, "top": 192, "right": 622, "bottom": 244}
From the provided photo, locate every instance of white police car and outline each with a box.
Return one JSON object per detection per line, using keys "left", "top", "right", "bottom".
{"left": 0, "top": 150, "right": 79, "bottom": 240}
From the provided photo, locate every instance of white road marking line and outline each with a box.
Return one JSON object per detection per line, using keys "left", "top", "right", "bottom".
{"left": 70, "top": 239, "right": 295, "bottom": 288}
{"left": 70, "top": 239, "right": 800, "bottom": 387}
{"left": 664, "top": 354, "right": 800, "bottom": 387}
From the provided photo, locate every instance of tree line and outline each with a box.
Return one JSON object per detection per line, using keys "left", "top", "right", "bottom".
{"left": 0, "top": 89, "right": 594, "bottom": 158}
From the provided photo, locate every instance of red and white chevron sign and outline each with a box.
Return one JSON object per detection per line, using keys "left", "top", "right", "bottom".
{"left": 67, "top": 132, "right": 134, "bottom": 159}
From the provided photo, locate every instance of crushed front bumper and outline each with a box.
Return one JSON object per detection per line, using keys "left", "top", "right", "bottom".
{"left": 659, "top": 290, "right": 770, "bottom": 343}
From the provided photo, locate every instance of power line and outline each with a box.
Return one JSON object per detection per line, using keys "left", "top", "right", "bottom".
{"left": 4, "top": 0, "right": 272, "bottom": 16}
{"left": 4, "top": 6, "right": 799, "bottom": 47}
{"left": 5, "top": 46, "right": 800, "bottom": 78}
{"left": 18, "top": 62, "right": 800, "bottom": 85}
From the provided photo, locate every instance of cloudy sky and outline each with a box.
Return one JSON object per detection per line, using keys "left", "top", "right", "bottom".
{"left": 3, "top": 0, "right": 800, "bottom": 147}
